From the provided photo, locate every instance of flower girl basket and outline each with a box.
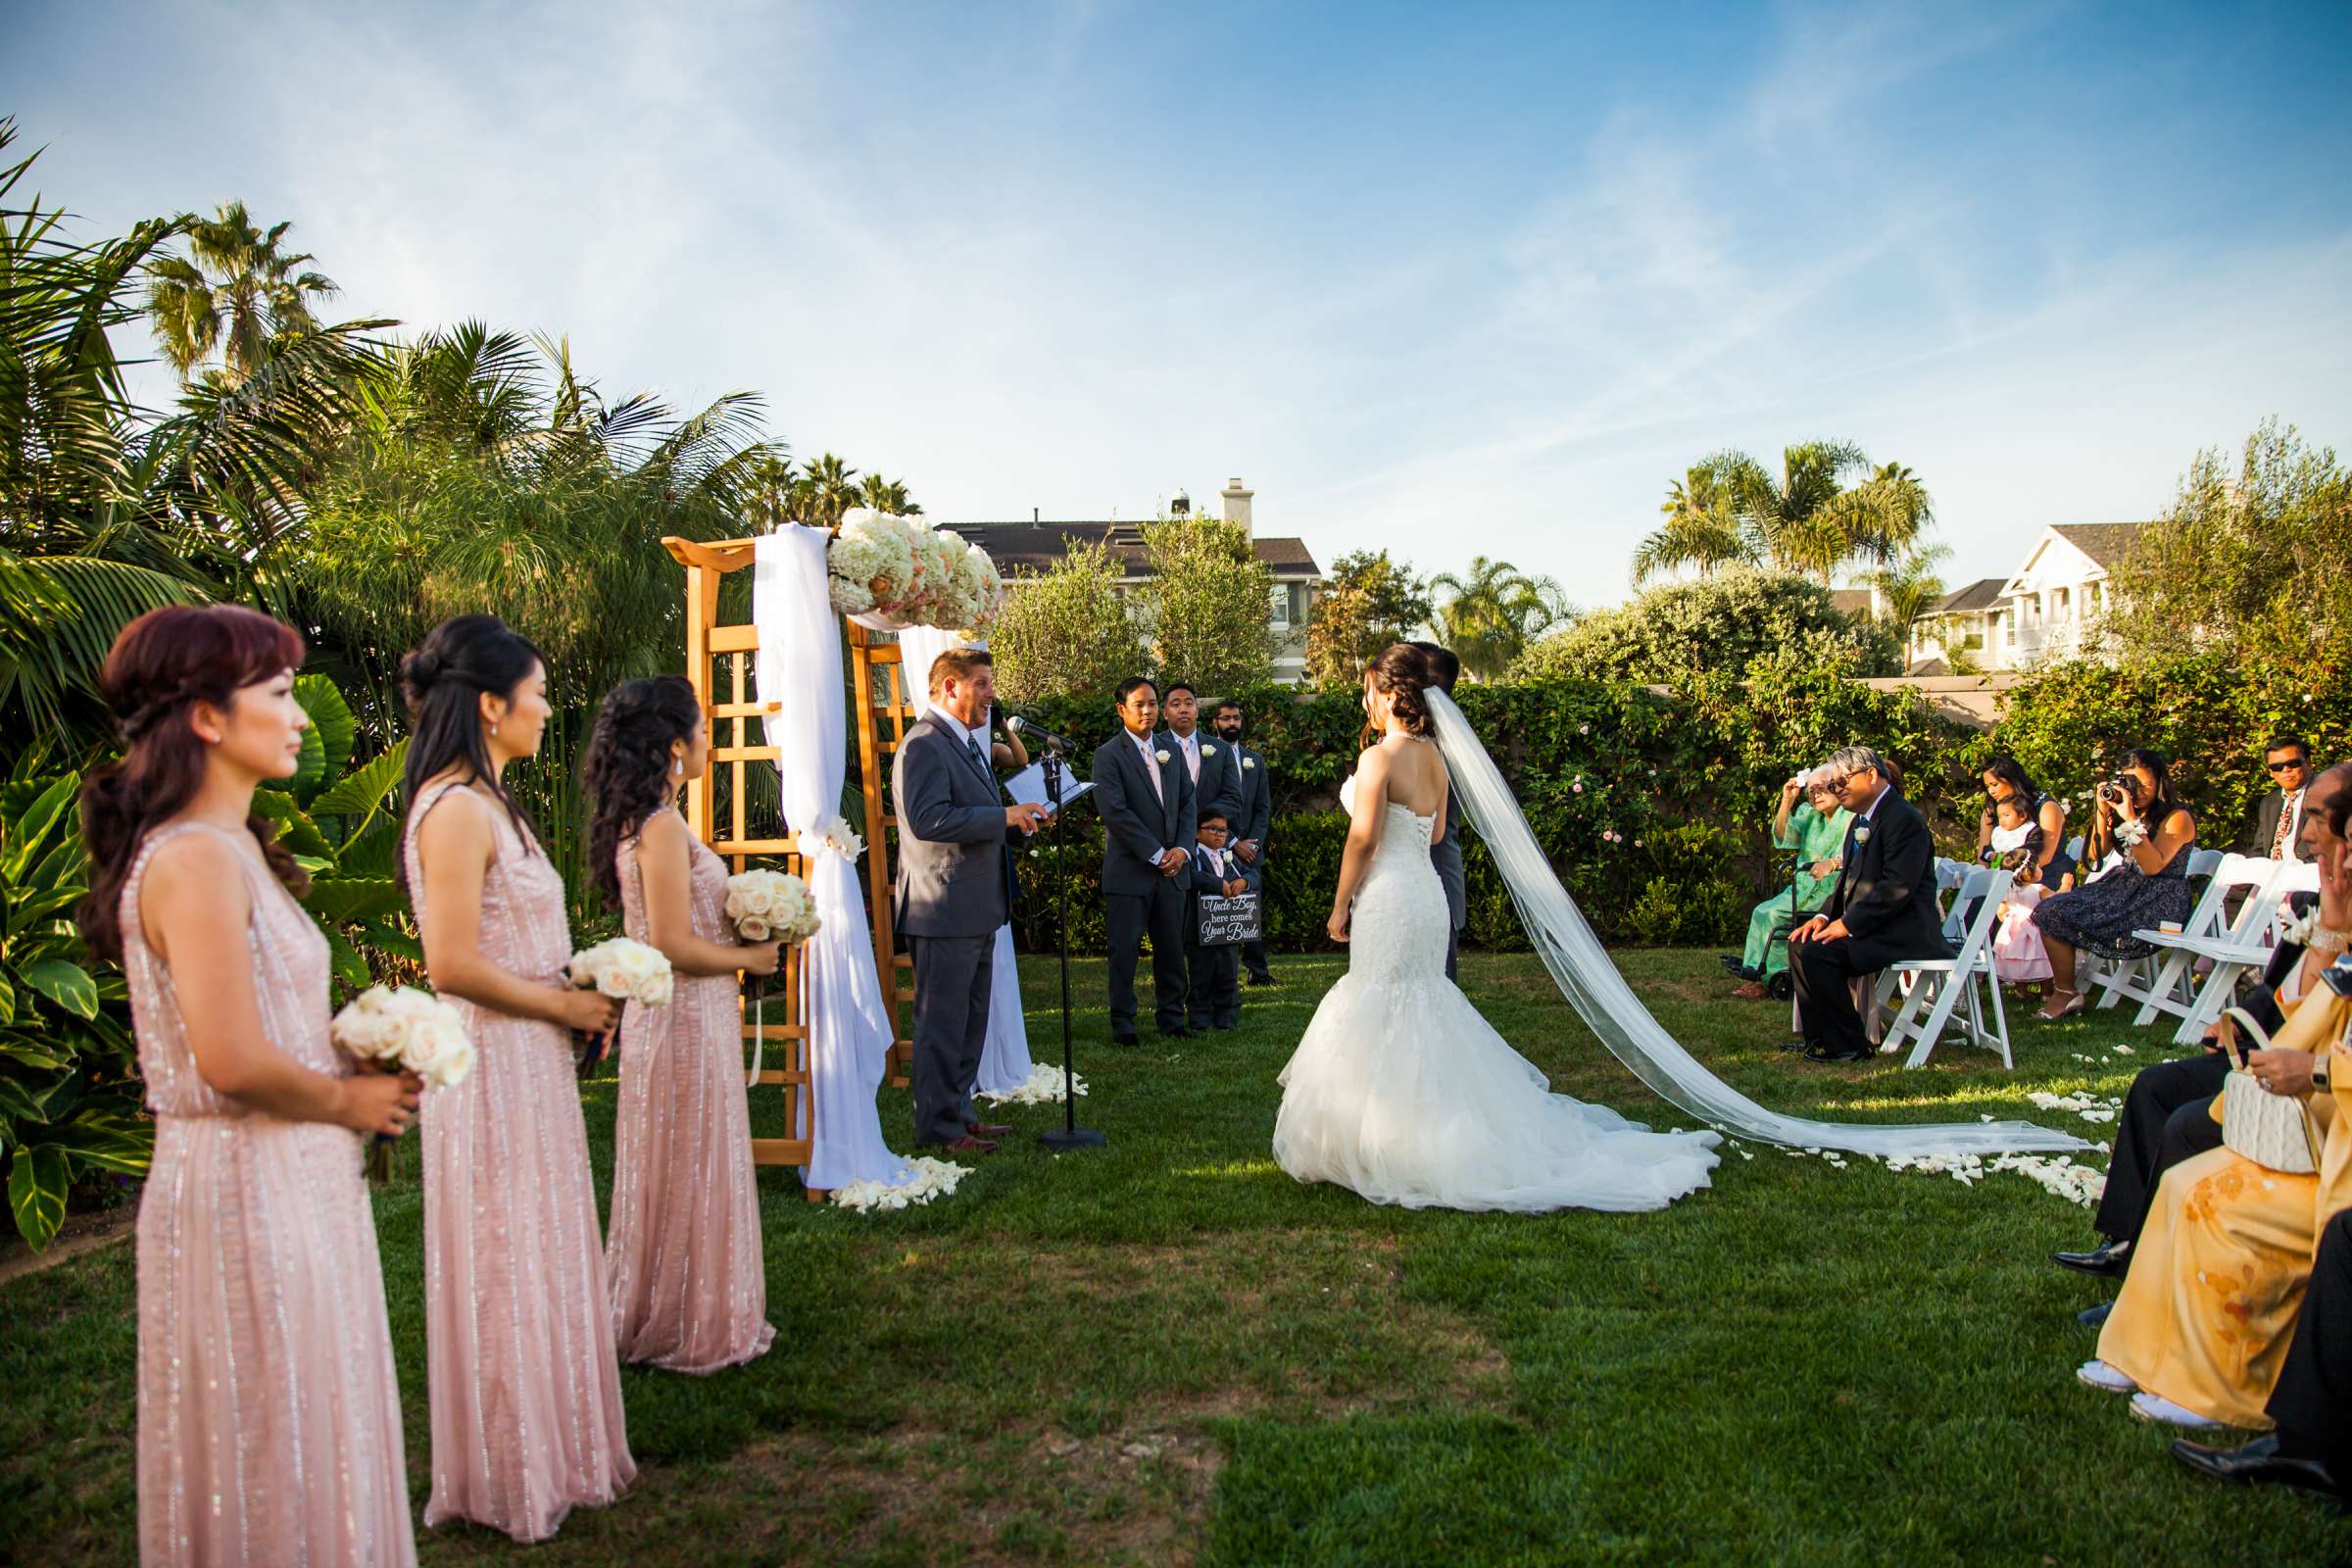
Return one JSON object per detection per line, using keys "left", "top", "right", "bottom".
{"left": 2219, "top": 1006, "right": 2324, "bottom": 1175}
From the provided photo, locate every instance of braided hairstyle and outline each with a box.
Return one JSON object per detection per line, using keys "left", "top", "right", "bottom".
{"left": 396, "top": 614, "right": 546, "bottom": 893}
{"left": 75, "top": 606, "right": 311, "bottom": 963}
{"left": 582, "top": 675, "right": 703, "bottom": 910}
{"left": 1360, "top": 643, "right": 1436, "bottom": 751}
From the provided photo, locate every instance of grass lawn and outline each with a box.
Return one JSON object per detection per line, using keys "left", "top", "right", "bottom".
{"left": 3, "top": 949, "right": 2344, "bottom": 1565}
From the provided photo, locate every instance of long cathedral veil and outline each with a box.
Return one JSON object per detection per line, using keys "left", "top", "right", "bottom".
{"left": 1425, "top": 688, "right": 2089, "bottom": 1156}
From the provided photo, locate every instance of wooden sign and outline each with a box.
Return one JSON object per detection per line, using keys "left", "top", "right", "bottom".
{"left": 1197, "top": 892, "right": 1262, "bottom": 947}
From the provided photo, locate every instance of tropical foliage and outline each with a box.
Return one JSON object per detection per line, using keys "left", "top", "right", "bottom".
{"left": 1632, "top": 443, "right": 1934, "bottom": 586}
{"left": 1427, "top": 556, "right": 1570, "bottom": 681}
{"left": 144, "top": 200, "right": 338, "bottom": 388}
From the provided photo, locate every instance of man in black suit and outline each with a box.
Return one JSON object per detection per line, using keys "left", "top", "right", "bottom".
{"left": 2055, "top": 761, "right": 2349, "bottom": 1306}
{"left": 1788, "top": 745, "right": 1948, "bottom": 1063}
{"left": 1091, "top": 677, "right": 1196, "bottom": 1045}
{"left": 2246, "top": 734, "right": 2314, "bottom": 861}
{"left": 2173, "top": 1201, "right": 2350, "bottom": 1503}
{"left": 1408, "top": 641, "right": 1470, "bottom": 979}
{"left": 1210, "top": 700, "right": 1276, "bottom": 986}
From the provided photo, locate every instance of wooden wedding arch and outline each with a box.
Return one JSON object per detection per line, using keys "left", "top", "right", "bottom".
{"left": 661, "top": 534, "right": 926, "bottom": 1174}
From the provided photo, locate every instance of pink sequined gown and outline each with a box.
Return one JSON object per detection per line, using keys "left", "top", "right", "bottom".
{"left": 404, "top": 782, "right": 634, "bottom": 1542}
{"left": 606, "top": 810, "right": 775, "bottom": 1372}
{"left": 124, "top": 821, "right": 416, "bottom": 1567}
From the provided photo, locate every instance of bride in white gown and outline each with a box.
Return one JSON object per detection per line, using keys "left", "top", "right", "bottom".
{"left": 1272, "top": 648, "right": 1723, "bottom": 1212}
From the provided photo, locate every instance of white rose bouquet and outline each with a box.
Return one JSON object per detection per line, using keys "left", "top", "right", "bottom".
{"left": 724, "top": 868, "right": 821, "bottom": 946}
{"left": 330, "top": 985, "right": 472, "bottom": 1181}
{"left": 827, "top": 511, "right": 917, "bottom": 617}
{"left": 723, "top": 868, "right": 819, "bottom": 1088}
{"left": 568, "top": 937, "right": 672, "bottom": 1077}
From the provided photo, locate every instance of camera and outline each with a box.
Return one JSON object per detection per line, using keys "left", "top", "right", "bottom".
{"left": 2099, "top": 773, "right": 2133, "bottom": 806}
{"left": 2323, "top": 955, "right": 2352, "bottom": 1000}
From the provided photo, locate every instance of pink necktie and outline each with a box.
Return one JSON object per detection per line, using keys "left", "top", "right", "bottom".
{"left": 1141, "top": 740, "right": 1163, "bottom": 804}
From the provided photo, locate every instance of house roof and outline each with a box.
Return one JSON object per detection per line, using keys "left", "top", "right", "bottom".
{"left": 1829, "top": 588, "right": 1874, "bottom": 615}
{"left": 2045, "top": 522, "right": 2145, "bottom": 571}
{"left": 944, "top": 519, "right": 1322, "bottom": 579}
{"left": 1905, "top": 658, "right": 1951, "bottom": 677}
{"left": 1936, "top": 576, "right": 2007, "bottom": 614}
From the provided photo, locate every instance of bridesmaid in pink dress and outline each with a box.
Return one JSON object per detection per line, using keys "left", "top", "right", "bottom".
{"left": 78, "top": 606, "right": 419, "bottom": 1567}
{"left": 397, "top": 614, "right": 635, "bottom": 1542}
{"left": 585, "top": 676, "right": 780, "bottom": 1372}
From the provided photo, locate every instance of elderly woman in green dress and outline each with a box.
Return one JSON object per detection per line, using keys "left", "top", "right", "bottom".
{"left": 1723, "top": 766, "right": 1851, "bottom": 999}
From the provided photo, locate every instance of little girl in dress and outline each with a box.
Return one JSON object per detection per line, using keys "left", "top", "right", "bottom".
{"left": 1985, "top": 793, "right": 2054, "bottom": 985}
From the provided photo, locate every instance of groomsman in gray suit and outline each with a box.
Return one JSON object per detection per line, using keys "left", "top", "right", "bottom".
{"left": 1093, "top": 677, "right": 1196, "bottom": 1044}
{"left": 1163, "top": 681, "right": 1243, "bottom": 824}
{"left": 1409, "top": 641, "right": 1469, "bottom": 979}
{"left": 891, "top": 648, "right": 1051, "bottom": 1152}
{"left": 1211, "top": 699, "right": 1275, "bottom": 985}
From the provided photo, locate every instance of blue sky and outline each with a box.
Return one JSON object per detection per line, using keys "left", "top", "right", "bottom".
{"left": 10, "top": 0, "right": 2351, "bottom": 604}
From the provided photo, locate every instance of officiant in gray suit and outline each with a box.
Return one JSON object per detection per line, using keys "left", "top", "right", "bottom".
{"left": 1410, "top": 642, "right": 1471, "bottom": 978}
{"left": 891, "top": 647, "right": 1051, "bottom": 1153}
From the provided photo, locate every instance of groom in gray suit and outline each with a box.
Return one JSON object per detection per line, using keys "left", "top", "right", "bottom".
{"left": 1409, "top": 641, "right": 1469, "bottom": 979}
{"left": 891, "top": 648, "right": 1051, "bottom": 1153}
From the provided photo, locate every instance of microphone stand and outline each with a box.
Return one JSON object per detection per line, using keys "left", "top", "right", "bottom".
{"left": 1035, "top": 743, "right": 1104, "bottom": 1152}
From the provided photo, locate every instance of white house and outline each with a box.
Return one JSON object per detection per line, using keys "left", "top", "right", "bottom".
{"left": 944, "top": 477, "right": 1326, "bottom": 684}
{"left": 1905, "top": 521, "right": 2143, "bottom": 673}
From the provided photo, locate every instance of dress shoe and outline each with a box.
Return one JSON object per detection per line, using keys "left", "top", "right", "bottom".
{"left": 965, "top": 1120, "right": 1013, "bottom": 1139}
{"left": 1801, "top": 1041, "right": 1871, "bottom": 1062}
{"left": 2052, "top": 1239, "right": 2131, "bottom": 1279}
{"left": 2077, "top": 1300, "right": 2113, "bottom": 1328}
{"left": 2171, "top": 1435, "right": 2342, "bottom": 1501}
{"left": 1719, "top": 954, "right": 1758, "bottom": 979}
{"left": 938, "top": 1134, "right": 998, "bottom": 1155}
{"left": 1245, "top": 970, "right": 1277, "bottom": 987}
{"left": 1157, "top": 1026, "right": 1190, "bottom": 1040}
{"left": 1111, "top": 1032, "right": 1140, "bottom": 1049}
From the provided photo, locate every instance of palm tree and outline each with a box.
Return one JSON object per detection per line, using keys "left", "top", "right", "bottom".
{"left": 1863, "top": 542, "right": 1953, "bottom": 630}
{"left": 1680, "top": 442, "right": 1937, "bottom": 585}
{"left": 144, "top": 201, "right": 339, "bottom": 386}
{"left": 793, "top": 452, "right": 859, "bottom": 526}
{"left": 856, "top": 472, "right": 922, "bottom": 516}
{"left": 1428, "top": 556, "right": 1571, "bottom": 681}
{"left": 1634, "top": 457, "right": 1756, "bottom": 584}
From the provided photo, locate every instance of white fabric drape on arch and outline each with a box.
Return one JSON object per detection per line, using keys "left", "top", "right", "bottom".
{"left": 897, "top": 625, "right": 1035, "bottom": 1097}
{"left": 1424, "top": 688, "right": 2089, "bottom": 1158}
{"left": 752, "top": 527, "right": 921, "bottom": 1191}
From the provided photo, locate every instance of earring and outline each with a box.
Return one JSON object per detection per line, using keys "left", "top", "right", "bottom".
{"left": 490, "top": 722, "right": 499, "bottom": 737}
{"left": 673, "top": 759, "right": 684, "bottom": 776}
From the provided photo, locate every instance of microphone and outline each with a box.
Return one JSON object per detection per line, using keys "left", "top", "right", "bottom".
{"left": 1006, "top": 714, "right": 1078, "bottom": 753}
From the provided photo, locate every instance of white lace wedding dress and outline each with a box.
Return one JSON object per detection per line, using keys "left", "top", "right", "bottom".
{"left": 1272, "top": 797, "right": 1724, "bottom": 1212}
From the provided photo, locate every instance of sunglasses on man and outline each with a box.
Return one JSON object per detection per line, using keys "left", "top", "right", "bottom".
{"left": 2268, "top": 758, "right": 2309, "bottom": 773}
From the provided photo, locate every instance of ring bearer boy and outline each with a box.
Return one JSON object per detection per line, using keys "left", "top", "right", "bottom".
{"left": 1185, "top": 807, "right": 1250, "bottom": 1032}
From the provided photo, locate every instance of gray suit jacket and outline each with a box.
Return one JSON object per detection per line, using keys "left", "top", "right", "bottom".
{"left": 1191, "top": 734, "right": 1246, "bottom": 828}
{"left": 1430, "top": 792, "right": 1467, "bottom": 931}
{"left": 891, "top": 714, "right": 1017, "bottom": 939}
{"left": 1092, "top": 729, "right": 1196, "bottom": 896}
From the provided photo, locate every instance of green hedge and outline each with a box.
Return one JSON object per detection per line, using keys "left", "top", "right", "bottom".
{"left": 1004, "top": 651, "right": 2350, "bottom": 954}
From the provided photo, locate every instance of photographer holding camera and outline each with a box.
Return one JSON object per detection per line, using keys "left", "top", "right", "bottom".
{"left": 2029, "top": 749, "right": 2199, "bottom": 1020}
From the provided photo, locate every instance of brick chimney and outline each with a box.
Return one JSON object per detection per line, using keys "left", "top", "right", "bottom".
{"left": 1219, "top": 476, "right": 1253, "bottom": 537}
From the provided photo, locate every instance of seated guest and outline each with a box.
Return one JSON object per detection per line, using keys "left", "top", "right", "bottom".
{"left": 1725, "top": 766, "right": 1848, "bottom": 1000}
{"left": 2172, "top": 1201, "right": 2351, "bottom": 1503}
{"left": 2248, "top": 735, "right": 2314, "bottom": 863}
{"left": 1977, "top": 753, "right": 2072, "bottom": 888}
{"left": 1788, "top": 746, "right": 1949, "bottom": 1063}
{"left": 1183, "top": 808, "right": 1250, "bottom": 1032}
{"left": 2078, "top": 926, "right": 2350, "bottom": 1429}
{"left": 2055, "top": 762, "right": 2351, "bottom": 1306}
{"left": 2031, "top": 749, "right": 2198, "bottom": 1020}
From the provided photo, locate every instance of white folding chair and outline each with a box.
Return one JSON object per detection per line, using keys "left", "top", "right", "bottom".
{"left": 2105, "top": 853, "right": 2276, "bottom": 1028}
{"left": 1874, "top": 865, "right": 2016, "bottom": 1069}
{"left": 2090, "top": 848, "right": 2227, "bottom": 1014}
{"left": 2165, "top": 858, "right": 2323, "bottom": 1046}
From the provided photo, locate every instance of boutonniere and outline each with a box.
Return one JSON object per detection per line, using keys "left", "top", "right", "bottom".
{"left": 1201, "top": 742, "right": 1216, "bottom": 756}
{"left": 1854, "top": 826, "right": 1872, "bottom": 846}
{"left": 1243, "top": 757, "right": 1256, "bottom": 770}
{"left": 1155, "top": 749, "right": 1171, "bottom": 764}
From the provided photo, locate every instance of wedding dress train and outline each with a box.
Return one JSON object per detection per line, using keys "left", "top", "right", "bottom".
{"left": 1273, "top": 799, "right": 1723, "bottom": 1211}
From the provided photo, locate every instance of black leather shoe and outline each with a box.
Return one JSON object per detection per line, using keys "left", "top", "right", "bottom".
{"left": 1157, "top": 1026, "right": 1189, "bottom": 1040}
{"left": 2053, "top": 1240, "right": 2131, "bottom": 1279}
{"left": 1802, "top": 1041, "right": 1871, "bottom": 1062}
{"left": 2171, "top": 1435, "right": 2340, "bottom": 1501}
{"left": 2077, "top": 1300, "right": 2112, "bottom": 1328}
{"left": 1111, "top": 1032, "right": 1140, "bottom": 1049}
